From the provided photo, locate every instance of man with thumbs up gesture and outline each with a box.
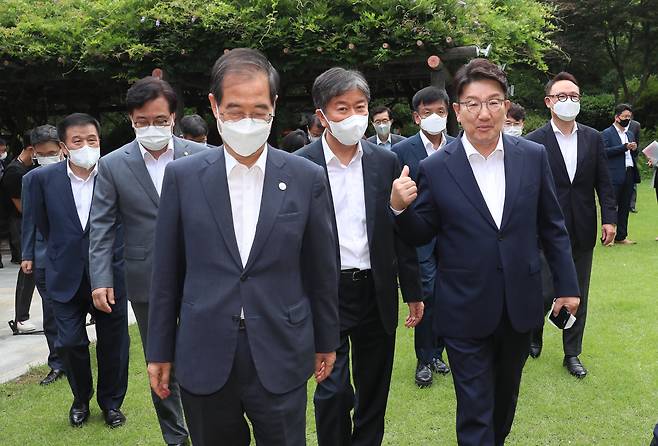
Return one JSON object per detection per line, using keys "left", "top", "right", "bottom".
{"left": 390, "top": 59, "right": 580, "bottom": 446}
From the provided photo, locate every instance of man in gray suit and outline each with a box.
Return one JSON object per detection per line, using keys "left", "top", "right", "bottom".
{"left": 89, "top": 76, "right": 205, "bottom": 446}
{"left": 366, "top": 105, "right": 406, "bottom": 150}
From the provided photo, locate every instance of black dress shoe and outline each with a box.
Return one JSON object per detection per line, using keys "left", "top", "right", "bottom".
{"left": 69, "top": 401, "right": 90, "bottom": 427}
{"left": 415, "top": 361, "right": 433, "bottom": 388}
{"left": 563, "top": 356, "right": 587, "bottom": 378}
{"left": 103, "top": 408, "right": 126, "bottom": 428}
{"left": 529, "top": 342, "right": 542, "bottom": 359}
{"left": 40, "top": 368, "right": 65, "bottom": 385}
{"left": 430, "top": 357, "right": 450, "bottom": 375}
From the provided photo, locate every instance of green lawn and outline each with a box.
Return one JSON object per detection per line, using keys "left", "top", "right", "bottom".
{"left": 1, "top": 187, "right": 657, "bottom": 445}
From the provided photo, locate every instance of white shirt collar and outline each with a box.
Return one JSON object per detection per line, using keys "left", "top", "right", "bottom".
{"left": 614, "top": 123, "right": 628, "bottom": 135}
{"left": 551, "top": 119, "right": 578, "bottom": 136}
{"left": 139, "top": 138, "right": 174, "bottom": 160}
{"left": 224, "top": 144, "right": 268, "bottom": 176}
{"left": 462, "top": 133, "right": 504, "bottom": 159}
{"left": 322, "top": 133, "right": 363, "bottom": 167}
{"left": 376, "top": 134, "right": 392, "bottom": 145}
{"left": 419, "top": 130, "right": 446, "bottom": 151}
{"left": 66, "top": 160, "right": 98, "bottom": 182}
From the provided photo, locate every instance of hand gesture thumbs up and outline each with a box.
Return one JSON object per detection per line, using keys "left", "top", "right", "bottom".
{"left": 390, "top": 165, "right": 418, "bottom": 211}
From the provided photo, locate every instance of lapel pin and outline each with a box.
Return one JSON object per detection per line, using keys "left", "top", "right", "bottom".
{"left": 278, "top": 182, "right": 287, "bottom": 191}
{"left": 183, "top": 151, "right": 189, "bottom": 156}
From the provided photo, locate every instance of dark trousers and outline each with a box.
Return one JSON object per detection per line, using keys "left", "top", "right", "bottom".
{"left": 532, "top": 249, "right": 593, "bottom": 357}
{"left": 11, "top": 215, "right": 35, "bottom": 322}
{"left": 181, "top": 329, "right": 306, "bottom": 446}
{"left": 132, "top": 302, "right": 188, "bottom": 444}
{"left": 614, "top": 168, "right": 636, "bottom": 241}
{"left": 414, "top": 240, "right": 445, "bottom": 364}
{"left": 314, "top": 275, "right": 396, "bottom": 446}
{"left": 444, "top": 308, "right": 530, "bottom": 446}
{"left": 51, "top": 274, "right": 129, "bottom": 410}
{"left": 8, "top": 213, "right": 21, "bottom": 261}
{"left": 34, "top": 268, "right": 63, "bottom": 371}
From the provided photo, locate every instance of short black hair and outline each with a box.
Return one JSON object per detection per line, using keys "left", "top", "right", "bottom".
{"left": 280, "top": 129, "right": 308, "bottom": 152}
{"left": 126, "top": 76, "right": 178, "bottom": 114}
{"left": 545, "top": 72, "right": 579, "bottom": 96}
{"left": 23, "top": 130, "right": 32, "bottom": 148}
{"left": 370, "top": 105, "right": 393, "bottom": 120}
{"left": 307, "top": 114, "right": 322, "bottom": 129}
{"left": 180, "top": 114, "right": 208, "bottom": 137}
{"left": 210, "top": 48, "right": 279, "bottom": 106}
{"left": 57, "top": 113, "right": 101, "bottom": 142}
{"left": 453, "top": 58, "right": 508, "bottom": 99}
{"left": 412, "top": 86, "right": 450, "bottom": 111}
{"left": 614, "top": 103, "right": 633, "bottom": 116}
{"left": 0, "top": 137, "right": 6, "bottom": 146}
{"left": 30, "top": 125, "right": 59, "bottom": 146}
{"left": 507, "top": 103, "right": 526, "bottom": 121}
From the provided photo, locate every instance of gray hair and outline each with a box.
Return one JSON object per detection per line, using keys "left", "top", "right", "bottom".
{"left": 30, "top": 124, "right": 59, "bottom": 146}
{"left": 312, "top": 67, "right": 371, "bottom": 110}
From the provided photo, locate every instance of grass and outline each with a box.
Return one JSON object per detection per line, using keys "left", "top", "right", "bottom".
{"left": 1, "top": 187, "right": 658, "bottom": 445}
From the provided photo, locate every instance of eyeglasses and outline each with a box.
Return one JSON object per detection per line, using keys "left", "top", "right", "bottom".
{"left": 546, "top": 93, "right": 581, "bottom": 103}
{"left": 132, "top": 118, "right": 172, "bottom": 128}
{"left": 218, "top": 111, "right": 275, "bottom": 124}
{"left": 457, "top": 98, "right": 505, "bottom": 114}
{"left": 373, "top": 119, "right": 391, "bottom": 125}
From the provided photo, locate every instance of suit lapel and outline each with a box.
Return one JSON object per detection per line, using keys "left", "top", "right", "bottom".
{"left": 55, "top": 162, "right": 84, "bottom": 233}
{"left": 124, "top": 141, "right": 160, "bottom": 207}
{"left": 543, "top": 124, "right": 570, "bottom": 182}
{"left": 199, "top": 148, "right": 243, "bottom": 269}
{"left": 500, "top": 136, "right": 523, "bottom": 230}
{"left": 173, "top": 136, "right": 191, "bottom": 160}
{"left": 410, "top": 133, "right": 428, "bottom": 165}
{"left": 444, "top": 138, "right": 498, "bottom": 230}
{"left": 243, "top": 148, "right": 289, "bottom": 273}
{"left": 361, "top": 143, "right": 378, "bottom": 246}
{"left": 574, "top": 124, "right": 588, "bottom": 179}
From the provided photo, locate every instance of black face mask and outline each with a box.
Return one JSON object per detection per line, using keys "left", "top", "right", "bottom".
{"left": 619, "top": 118, "right": 631, "bottom": 128}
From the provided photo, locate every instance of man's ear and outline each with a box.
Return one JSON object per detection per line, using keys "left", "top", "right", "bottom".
{"left": 59, "top": 141, "right": 69, "bottom": 157}
{"left": 316, "top": 109, "right": 329, "bottom": 129}
{"left": 208, "top": 93, "right": 218, "bottom": 118}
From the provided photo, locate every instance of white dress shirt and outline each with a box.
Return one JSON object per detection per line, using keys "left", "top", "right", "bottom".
{"left": 462, "top": 134, "right": 506, "bottom": 229}
{"left": 419, "top": 130, "right": 447, "bottom": 157}
{"left": 551, "top": 119, "right": 578, "bottom": 183}
{"left": 322, "top": 134, "right": 371, "bottom": 270}
{"left": 616, "top": 125, "right": 634, "bottom": 168}
{"left": 139, "top": 139, "right": 175, "bottom": 195}
{"left": 376, "top": 134, "right": 392, "bottom": 150}
{"left": 67, "top": 161, "right": 98, "bottom": 229}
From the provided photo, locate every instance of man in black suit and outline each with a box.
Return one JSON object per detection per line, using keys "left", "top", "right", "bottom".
{"left": 296, "top": 67, "right": 423, "bottom": 446}
{"left": 526, "top": 72, "right": 617, "bottom": 378}
{"left": 392, "top": 86, "right": 454, "bottom": 388}
{"left": 390, "top": 59, "right": 580, "bottom": 445}
{"left": 146, "top": 48, "right": 339, "bottom": 446}
{"left": 602, "top": 103, "right": 641, "bottom": 245}
{"left": 366, "top": 105, "right": 406, "bottom": 150}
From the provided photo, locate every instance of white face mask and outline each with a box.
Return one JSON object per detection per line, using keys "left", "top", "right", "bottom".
{"left": 321, "top": 111, "right": 369, "bottom": 146}
{"left": 216, "top": 107, "right": 272, "bottom": 158}
{"left": 0, "top": 152, "right": 7, "bottom": 160}
{"left": 68, "top": 145, "right": 100, "bottom": 170}
{"left": 503, "top": 125, "right": 523, "bottom": 137}
{"left": 375, "top": 123, "right": 391, "bottom": 139}
{"left": 553, "top": 100, "right": 580, "bottom": 122}
{"left": 420, "top": 113, "right": 447, "bottom": 135}
{"left": 134, "top": 123, "right": 173, "bottom": 151}
{"left": 35, "top": 154, "right": 61, "bottom": 166}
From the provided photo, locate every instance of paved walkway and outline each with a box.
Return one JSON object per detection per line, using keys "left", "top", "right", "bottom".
{"left": 0, "top": 260, "right": 135, "bottom": 383}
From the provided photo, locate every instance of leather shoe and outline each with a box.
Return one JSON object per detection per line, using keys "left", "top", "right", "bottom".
{"left": 103, "top": 408, "right": 126, "bottom": 428}
{"left": 69, "top": 401, "right": 90, "bottom": 427}
{"left": 415, "top": 361, "right": 433, "bottom": 388}
{"left": 563, "top": 356, "right": 587, "bottom": 378}
{"left": 40, "top": 368, "right": 65, "bottom": 385}
{"left": 430, "top": 357, "right": 450, "bottom": 375}
{"left": 529, "top": 342, "right": 542, "bottom": 359}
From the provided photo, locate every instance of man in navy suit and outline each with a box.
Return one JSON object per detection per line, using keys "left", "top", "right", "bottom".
{"left": 392, "top": 86, "right": 455, "bottom": 388}
{"left": 390, "top": 59, "right": 580, "bottom": 445}
{"left": 366, "top": 105, "right": 406, "bottom": 149}
{"left": 602, "top": 103, "right": 641, "bottom": 245}
{"left": 31, "top": 113, "right": 129, "bottom": 429}
{"left": 146, "top": 48, "right": 339, "bottom": 446}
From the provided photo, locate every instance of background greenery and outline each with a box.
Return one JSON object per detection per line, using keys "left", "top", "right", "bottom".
{"left": 1, "top": 186, "right": 657, "bottom": 445}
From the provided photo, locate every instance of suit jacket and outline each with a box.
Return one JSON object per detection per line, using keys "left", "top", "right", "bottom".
{"left": 295, "top": 139, "right": 422, "bottom": 335}
{"left": 526, "top": 122, "right": 617, "bottom": 252}
{"left": 20, "top": 170, "right": 46, "bottom": 267}
{"left": 392, "top": 132, "right": 456, "bottom": 181}
{"left": 628, "top": 120, "right": 641, "bottom": 148}
{"left": 367, "top": 133, "right": 406, "bottom": 148}
{"left": 146, "top": 146, "right": 340, "bottom": 396}
{"left": 601, "top": 125, "right": 640, "bottom": 185}
{"left": 31, "top": 161, "right": 126, "bottom": 303}
{"left": 89, "top": 136, "right": 206, "bottom": 303}
{"left": 394, "top": 134, "right": 580, "bottom": 338}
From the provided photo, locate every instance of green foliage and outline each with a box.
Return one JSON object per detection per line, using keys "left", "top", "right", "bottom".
{"left": 520, "top": 109, "right": 547, "bottom": 133}
{"left": 579, "top": 93, "right": 615, "bottom": 131}
{"left": 626, "top": 75, "right": 658, "bottom": 130}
